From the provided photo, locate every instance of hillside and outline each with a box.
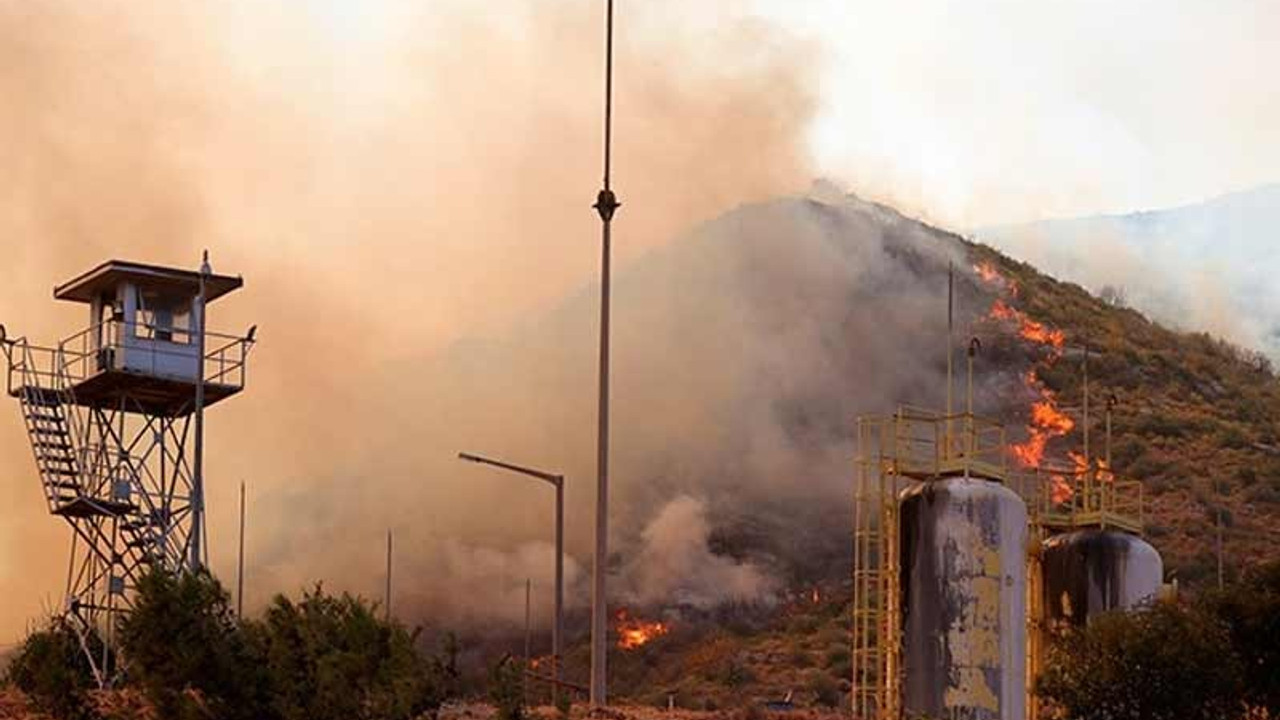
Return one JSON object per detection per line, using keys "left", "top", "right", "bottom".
{"left": 534, "top": 192, "right": 1280, "bottom": 709}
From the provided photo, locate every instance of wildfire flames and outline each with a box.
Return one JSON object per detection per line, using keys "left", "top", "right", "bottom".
{"left": 974, "top": 262, "right": 1077, "bottom": 504}
{"left": 615, "top": 609, "right": 669, "bottom": 650}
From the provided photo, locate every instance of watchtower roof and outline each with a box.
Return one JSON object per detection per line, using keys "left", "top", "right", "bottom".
{"left": 54, "top": 259, "right": 243, "bottom": 304}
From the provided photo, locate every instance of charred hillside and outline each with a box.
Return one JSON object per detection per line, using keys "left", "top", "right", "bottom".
{"left": 530, "top": 191, "right": 1280, "bottom": 709}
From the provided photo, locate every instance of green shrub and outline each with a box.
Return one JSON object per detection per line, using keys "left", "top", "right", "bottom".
{"left": 118, "top": 568, "right": 262, "bottom": 720}
{"left": 5, "top": 617, "right": 99, "bottom": 720}
{"left": 1037, "top": 601, "right": 1242, "bottom": 720}
{"left": 246, "top": 585, "right": 443, "bottom": 720}
{"left": 488, "top": 655, "right": 524, "bottom": 720}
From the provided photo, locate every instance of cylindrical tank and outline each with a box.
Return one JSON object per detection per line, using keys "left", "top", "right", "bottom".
{"left": 900, "top": 477, "right": 1027, "bottom": 720}
{"left": 1042, "top": 529, "right": 1163, "bottom": 626}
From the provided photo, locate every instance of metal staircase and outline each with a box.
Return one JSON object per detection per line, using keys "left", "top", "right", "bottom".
{"left": 7, "top": 341, "right": 85, "bottom": 513}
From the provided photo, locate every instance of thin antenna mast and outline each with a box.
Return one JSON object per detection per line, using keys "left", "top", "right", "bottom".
{"left": 946, "top": 263, "right": 954, "bottom": 456}
{"left": 385, "top": 530, "right": 393, "bottom": 622}
{"left": 590, "top": 0, "right": 620, "bottom": 709}
{"left": 237, "top": 481, "right": 246, "bottom": 618}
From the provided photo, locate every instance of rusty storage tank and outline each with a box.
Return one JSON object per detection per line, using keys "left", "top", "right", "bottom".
{"left": 1041, "top": 528, "right": 1163, "bottom": 626}
{"left": 900, "top": 477, "right": 1027, "bottom": 720}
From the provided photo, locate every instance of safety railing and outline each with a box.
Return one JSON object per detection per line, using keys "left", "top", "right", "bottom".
{"left": 56, "top": 319, "right": 254, "bottom": 390}
{"left": 1015, "top": 462, "right": 1144, "bottom": 533}
{"left": 879, "top": 405, "right": 1009, "bottom": 481}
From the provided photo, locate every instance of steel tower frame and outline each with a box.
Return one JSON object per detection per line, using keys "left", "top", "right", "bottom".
{"left": 1, "top": 259, "right": 252, "bottom": 686}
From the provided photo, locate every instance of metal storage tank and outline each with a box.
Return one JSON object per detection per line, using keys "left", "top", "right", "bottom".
{"left": 1042, "top": 528, "right": 1163, "bottom": 626}
{"left": 900, "top": 477, "right": 1027, "bottom": 720}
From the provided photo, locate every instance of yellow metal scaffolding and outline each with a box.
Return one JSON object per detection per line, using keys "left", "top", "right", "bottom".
{"left": 852, "top": 406, "right": 1008, "bottom": 720}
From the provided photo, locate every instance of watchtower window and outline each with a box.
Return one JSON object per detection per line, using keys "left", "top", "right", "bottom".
{"left": 135, "top": 292, "right": 191, "bottom": 344}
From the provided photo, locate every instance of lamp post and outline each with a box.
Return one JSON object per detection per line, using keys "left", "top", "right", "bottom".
{"left": 458, "top": 452, "right": 565, "bottom": 707}
{"left": 590, "top": 0, "right": 620, "bottom": 708}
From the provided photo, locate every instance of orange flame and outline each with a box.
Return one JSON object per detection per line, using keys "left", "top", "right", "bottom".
{"left": 973, "top": 262, "right": 1019, "bottom": 297}
{"left": 1049, "top": 474, "right": 1074, "bottom": 505}
{"left": 978, "top": 264, "right": 1075, "bottom": 470}
{"left": 811, "top": 587, "right": 820, "bottom": 604}
{"left": 1096, "top": 457, "right": 1114, "bottom": 483}
{"left": 974, "top": 261, "right": 1002, "bottom": 284}
{"left": 1011, "top": 397, "right": 1075, "bottom": 467}
{"left": 615, "top": 609, "right": 669, "bottom": 650}
{"left": 990, "top": 300, "right": 1064, "bottom": 350}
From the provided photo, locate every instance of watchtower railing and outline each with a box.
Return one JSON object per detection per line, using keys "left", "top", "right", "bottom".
{"left": 54, "top": 319, "right": 253, "bottom": 391}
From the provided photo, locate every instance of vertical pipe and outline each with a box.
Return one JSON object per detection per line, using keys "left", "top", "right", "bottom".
{"left": 237, "top": 481, "right": 246, "bottom": 618}
{"left": 385, "top": 530, "right": 393, "bottom": 622}
{"left": 1082, "top": 346, "right": 1090, "bottom": 465}
{"left": 553, "top": 479, "right": 564, "bottom": 709}
{"left": 945, "top": 263, "right": 954, "bottom": 456}
{"left": 190, "top": 252, "right": 209, "bottom": 571}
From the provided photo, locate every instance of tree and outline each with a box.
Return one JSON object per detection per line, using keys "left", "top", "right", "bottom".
{"left": 1206, "top": 560, "right": 1280, "bottom": 715}
{"left": 117, "top": 568, "right": 264, "bottom": 720}
{"left": 244, "top": 585, "right": 442, "bottom": 720}
{"left": 5, "top": 617, "right": 99, "bottom": 720}
{"left": 1037, "top": 601, "right": 1243, "bottom": 720}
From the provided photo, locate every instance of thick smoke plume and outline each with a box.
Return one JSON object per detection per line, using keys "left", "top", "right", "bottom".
{"left": 620, "top": 495, "right": 774, "bottom": 609}
{"left": 0, "top": 0, "right": 817, "bottom": 641}
{"left": 0, "top": 1, "right": 985, "bottom": 643}
{"left": 977, "top": 184, "right": 1280, "bottom": 362}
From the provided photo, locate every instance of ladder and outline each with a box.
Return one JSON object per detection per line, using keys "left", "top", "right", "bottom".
{"left": 853, "top": 416, "right": 903, "bottom": 720}
{"left": 7, "top": 340, "right": 87, "bottom": 515}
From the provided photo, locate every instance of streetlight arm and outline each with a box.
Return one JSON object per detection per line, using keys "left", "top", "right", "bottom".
{"left": 457, "top": 452, "right": 563, "bottom": 486}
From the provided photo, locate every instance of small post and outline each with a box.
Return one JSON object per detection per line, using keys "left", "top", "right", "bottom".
{"left": 236, "top": 481, "right": 246, "bottom": 618}
{"left": 524, "top": 578, "right": 532, "bottom": 709}
{"left": 385, "top": 530, "right": 393, "bottom": 622}
{"left": 1105, "top": 395, "right": 1115, "bottom": 467}
{"left": 553, "top": 478, "right": 564, "bottom": 709}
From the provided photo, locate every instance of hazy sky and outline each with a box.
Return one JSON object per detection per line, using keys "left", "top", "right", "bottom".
{"left": 0, "top": 0, "right": 1276, "bottom": 643}
{"left": 750, "top": 0, "right": 1279, "bottom": 226}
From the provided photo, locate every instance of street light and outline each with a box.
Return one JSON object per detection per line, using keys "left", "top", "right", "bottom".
{"left": 458, "top": 451, "right": 565, "bottom": 707}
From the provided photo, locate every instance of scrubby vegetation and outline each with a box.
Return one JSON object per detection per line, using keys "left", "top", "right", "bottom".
{"left": 5, "top": 568, "right": 459, "bottom": 720}
{"left": 4, "top": 617, "right": 100, "bottom": 720}
{"left": 1038, "top": 560, "right": 1280, "bottom": 720}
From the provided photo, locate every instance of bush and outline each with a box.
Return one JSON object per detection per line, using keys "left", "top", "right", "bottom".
{"left": 119, "top": 571, "right": 448, "bottom": 720}
{"left": 488, "top": 654, "right": 524, "bottom": 720}
{"left": 246, "top": 585, "right": 443, "bottom": 720}
{"left": 809, "top": 670, "right": 840, "bottom": 708}
{"left": 118, "top": 568, "right": 262, "bottom": 720}
{"left": 1037, "top": 601, "right": 1242, "bottom": 720}
{"left": 1205, "top": 561, "right": 1280, "bottom": 715}
{"left": 5, "top": 618, "right": 99, "bottom": 720}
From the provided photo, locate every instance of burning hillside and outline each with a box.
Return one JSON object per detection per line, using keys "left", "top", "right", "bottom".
{"left": 615, "top": 609, "right": 670, "bottom": 650}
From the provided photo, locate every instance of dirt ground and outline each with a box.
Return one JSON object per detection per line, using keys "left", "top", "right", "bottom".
{"left": 0, "top": 692, "right": 848, "bottom": 720}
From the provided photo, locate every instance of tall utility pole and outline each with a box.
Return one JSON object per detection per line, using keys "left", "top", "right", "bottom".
{"left": 237, "top": 481, "right": 246, "bottom": 618}
{"left": 457, "top": 452, "right": 565, "bottom": 707}
{"left": 590, "top": 0, "right": 620, "bottom": 708}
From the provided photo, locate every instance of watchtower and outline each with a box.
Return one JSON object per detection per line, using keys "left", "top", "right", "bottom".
{"left": 1, "top": 256, "right": 254, "bottom": 685}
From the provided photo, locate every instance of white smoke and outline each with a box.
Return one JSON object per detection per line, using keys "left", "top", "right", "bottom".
{"left": 620, "top": 495, "right": 776, "bottom": 608}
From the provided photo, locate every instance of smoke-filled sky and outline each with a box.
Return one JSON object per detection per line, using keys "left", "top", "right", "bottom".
{"left": 755, "top": 0, "right": 1280, "bottom": 227}
{"left": 0, "top": 0, "right": 1275, "bottom": 644}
